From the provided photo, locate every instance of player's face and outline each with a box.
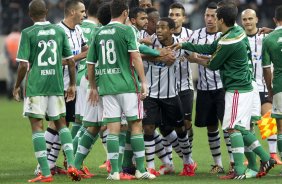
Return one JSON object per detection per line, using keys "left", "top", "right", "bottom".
{"left": 216, "top": 17, "right": 223, "bottom": 32}
{"left": 156, "top": 21, "right": 173, "bottom": 42}
{"left": 241, "top": 12, "right": 258, "bottom": 32}
{"left": 168, "top": 8, "right": 185, "bottom": 29}
{"left": 74, "top": 2, "right": 86, "bottom": 25}
{"left": 135, "top": 12, "right": 148, "bottom": 30}
{"left": 139, "top": 0, "right": 152, "bottom": 9}
{"left": 204, "top": 8, "right": 217, "bottom": 30}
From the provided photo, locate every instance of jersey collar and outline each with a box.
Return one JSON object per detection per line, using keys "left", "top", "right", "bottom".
{"left": 108, "top": 21, "right": 123, "bottom": 25}
{"left": 83, "top": 19, "right": 97, "bottom": 25}
{"left": 275, "top": 26, "right": 282, "bottom": 30}
{"left": 34, "top": 21, "right": 51, "bottom": 25}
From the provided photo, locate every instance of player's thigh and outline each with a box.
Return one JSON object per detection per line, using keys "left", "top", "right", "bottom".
{"left": 102, "top": 95, "right": 122, "bottom": 123}
{"left": 195, "top": 90, "right": 217, "bottom": 127}
{"left": 75, "top": 76, "right": 88, "bottom": 120}
{"left": 222, "top": 90, "right": 253, "bottom": 130}
{"left": 143, "top": 97, "right": 160, "bottom": 126}
{"left": 47, "top": 96, "right": 66, "bottom": 121}
{"left": 272, "top": 92, "right": 282, "bottom": 119}
{"left": 119, "top": 93, "right": 143, "bottom": 122}
{"left": 24, "top": 96, "right": 47, "bottom": 119}
{"left": 213, "top": 88, "right": 225, "bottom": 123}
{"left": 83, "top": 90, "right": 104, "bottom": 127}
{"left": 251, "top": 81, "right": 261, "bottom": 118}
{"left": 179, "top": 89, "right": 194, "bottom": 121}
{"left": 65, "top": 92, "right": 76, "bottom": 123}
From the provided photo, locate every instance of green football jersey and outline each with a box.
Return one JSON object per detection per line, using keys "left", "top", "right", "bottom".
{"left": 182, "top": 26, "right": 253, "bottom": 92}
{"left": 87, "top": 21, "right": 140, "bottom": 96}
{"left": 262, "top": 26, "right": 282, "bottom": 94}
{"left": 16, "top": 21, "right": 73, "bottom": 97}
{"left": 76, "top": 20, "right": 98, "bottom": 86}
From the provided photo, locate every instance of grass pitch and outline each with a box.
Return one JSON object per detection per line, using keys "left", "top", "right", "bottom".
{"left": 0, "top": 97, "right": 281, "bottom": 183}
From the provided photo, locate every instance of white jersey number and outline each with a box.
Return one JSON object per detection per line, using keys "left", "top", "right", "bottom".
{"left": 99, "top": 39, "right": 117, "bottom": 65}
{"left": 38, "top": 40, "right": 57, "bottom": 66}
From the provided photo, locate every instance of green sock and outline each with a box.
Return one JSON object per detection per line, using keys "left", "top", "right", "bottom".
{"left": 118, "top": 131, "right": 126, "bottom": 172}
{"left": 244, "top": 147, "right": 258, "bottom": 171}
{"left": 73, "top": 126, "right": 86, "bottom": 154}
{"left": 74, "top": 130, "right": 98, "bottom": 169}
{"left": 277, "top": 134, "right": 282, "bottom": 158}
{"left": 242, "top": 130, "right": 270, "bottom": 162}
{"left": 122, "top": 131, "right": 134, "bottom": 168}
{"left": 59, "top": 127, "right": 75, "bottom": 166}
{"left": 71, "top": 122, "right": 81, "bottom": 139}
{"left": 131, "top": 134, "right": 146, "bottom": 173}
{"left": 230, "top": 132, "right": 245, "bottom": 175}
{"left": 107, "top": 134, "right": 119, "bottom": 174}
{"left": 32, "top": 132, "right": 51, "bottom": 176}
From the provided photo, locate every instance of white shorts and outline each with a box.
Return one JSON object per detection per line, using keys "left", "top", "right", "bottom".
{"left": 24, "top": 96, "right": 66, "bottom": 120}
{"left": 251, "top": 81, "right": 261, "bottom": 119}
{"left": 102, "top": 93, "right": 143, "bottom": 123}
{"left": 82, "top": 89, "right": 104, "bottom": 127}
{"left": 75, "top": 75, "right": 88, "bottom": 120}
{"left": 222, "top": 90, "right": 253, "bottom": 130}
{"left": 272, "top": 92, "right": 282, "bottom": 119}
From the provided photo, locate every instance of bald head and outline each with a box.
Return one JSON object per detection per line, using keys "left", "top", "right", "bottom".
{"left": 241, "top": 9, "right": 258, "bottom": 34}
{"left": 29, "top": 0, "right": 47, "bottom": 20}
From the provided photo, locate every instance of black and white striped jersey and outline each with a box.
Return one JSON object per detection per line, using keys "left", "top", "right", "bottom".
{"left": 139, "top": 30, "right": 154, "bottom": 73}
{"left": 146, "top": 37, "right": 183, "bottom": 99}
{"left": 58, "top": 21, "right": 87, "bottom": 90}
{"left": 174, "top": 27, "right": 194, "bottom": 91}
{"left": 190, "top": 27, "right": 223, "bottom": 91}
{"left": 247, "top": 29, "right": 268, "bottom": 93}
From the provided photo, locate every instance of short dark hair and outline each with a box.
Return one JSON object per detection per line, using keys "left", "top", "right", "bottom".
{"left": 216, "top": 4, "right": 238, "bottom": 27}
{"left": 64, "top": 0, "right": 84, "bottom": 16}
{"left": 110, "top": 0, "right": 128, "bottom": 19}
{"left": 207, "top": 2, "right": 217, "bottom": 9}
{"left": 87, "top": 0, "right": 102, "bottom": 17}
{"left": 159, "top": 17, "right": 175, "bottom": 29}
{"left": 129, "top": 7, "right": 146, "bottom": 19}
{"left": 145, "top": 7, "right": 158, "bottom": 15}
{"left": 97, "top": 2, "right": 111, "bottom": 25}
{"left": 29, "top": 0, "right": 47, "bottom": 19}
{"left": 169, "top": 3, "right": 185, "bottom": 16}
{"left": 217, "top": 0, "right": 236, "bottom": 8}
{"left": 275, "top": 5, "right": 282, "bottom": 21}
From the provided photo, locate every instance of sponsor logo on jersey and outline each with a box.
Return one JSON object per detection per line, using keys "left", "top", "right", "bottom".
{"left": 99, "top": 28, "right": 116, "bottom": 35}
{"left": 37, "top": 29, "right": 56, "bottom": 36}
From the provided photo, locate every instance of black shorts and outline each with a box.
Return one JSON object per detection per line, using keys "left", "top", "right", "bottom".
{"left": 178, "top": 89, "right": 194, "bottom": 121}
{"left": 259, "top": 92, "right": 272, "bottom": 105}
{"left": 65, "top": 91, "right": 76, "bottom": 123}
{"left": 195, "top": 89, "right": 225, "bottom": 127}
{"left": 143, "top": 96, "right": 184, "bottom": 127}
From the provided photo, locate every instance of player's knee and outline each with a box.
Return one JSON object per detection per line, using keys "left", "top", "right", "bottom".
{"left": 159, "top": 126, "right": 174, "bottom": 137}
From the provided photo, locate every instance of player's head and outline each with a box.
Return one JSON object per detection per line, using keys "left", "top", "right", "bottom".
{"left": 241, "top": 9, "right": 258, "bottom": 33}
{"left": 129, "top": 7, "right": 148, "bottom": 30}
{"left": 87, "top": 0, "right": 103, "bottom": 18}
{"left": 97, "top": 2, "right": 111, "bottom": 25}
{"left": 204, "top": 2, "right": 217, "bottom": 31}
{"left": 156, "top": 17, "right": 175, "bottom": 42}
{"left": 216, "top": 4, "right": 238, "bottom": 31}
{"left": 28, "top": 0, "right": 48, "bottom": 21}
{"left": 110, "top": 0, "right": 129, "bottom": 24}
{"left": 274, "top": 5, "right": 282, "bottom": 25}
{"left": 139, "top": 0, "right": 152, "bottom": 9}
{"left": 168, "top": 3, "right": 185, "bottom": 30}
{"left": 64, "top": 0, "right": 86, "bottom": 25}
{"left": 217, "top": 0, "right": 237, "bottom": 8}
{"left": 145, "top": 7, "right": 160, "bottom": 35}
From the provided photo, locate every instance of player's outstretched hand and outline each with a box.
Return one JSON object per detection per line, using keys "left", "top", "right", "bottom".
{"left": 88, "top": 88, "right": 99, "bottom": 106}
{"left": 13, "top": 86, "right": 21, "bottom": 102}
{"left": 187, "top": 53, "right": 210, "bottom": 63}
{"left": 258, "top": 27, "right": 273, "bottom": 35}
{"left": 140, "top": 82, "right": 148, "bottom": 101}
{"left": 139, "top": 36, "right": 153, "bottom": 45}
{"left": 158, "top": 47, "right": 171, "bottom": 57}
{"left": 167, "top": 43, "right": 182, "bottom": 51}
{"left": 66, "top": 85, "right": 76, "bottom": 102}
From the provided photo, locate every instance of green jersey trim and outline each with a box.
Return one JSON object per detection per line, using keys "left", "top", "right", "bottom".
{"left": 16, "top": 58, "right": 29, "bottom": 62}
{"left": 24, "top": 113, "right": 44, "bottom": 119}
{"left": 219, "top": 32, "right": 246, "bottom": 45}
{"left": 48, "top": 113, "right": 66, "bottom": 121}
{"left": 104, "top": 117, "right": 122, "bottom": 123}
{"left": 262, "top": 65, "right": 271, "bottom": 68}
{"left": 63, "top": 55, "right": 74, "bottom": 60}
{"left": 126, "top": 115, "right": 139, "bottom": 122}
{"left": 271, "top": 114, "right": 282, "bottom": 119}
{"left": 83, "top": 121, "right": 105, "bottom": 127}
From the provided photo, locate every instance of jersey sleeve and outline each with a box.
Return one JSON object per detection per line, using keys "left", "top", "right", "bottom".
{"left": 262, "top": 38, "right": 271, "bottom": 68}
{"left": 16, "top": 31, "right": 30, "bottom": 63}
{"left": 139, "top": 44, "right": 160, "bottom": 56}
{"left": 126, "top": 26, "right": 139, "bottom": 52}
{"left": 86, "top": 35, "right": 98, "bottom": 65}
{"left": 62, "top": 31, "right": 73, "bottom": 59}
{"left": 181, "top": 40, "right": 218, "bottom": 55}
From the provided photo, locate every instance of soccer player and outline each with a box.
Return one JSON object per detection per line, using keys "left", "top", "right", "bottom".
{"left": 139, "top": 0, "right": 152, "bottom": 9}
{"left": 171, "top": 4, "right": 275, "bottom": 179}
{"left": 262, "top": 5, "right": 282, "bottom": 176}
{"left": 13, "top": 0, "right": 80, "bottom": 182}
{"left": 86, "top": 0, "right": 155, "bottom": 180}
{"left": 189, "top": 2, "right": 226, "bottom": 174}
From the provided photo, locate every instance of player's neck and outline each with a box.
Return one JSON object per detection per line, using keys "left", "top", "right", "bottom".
{"left": 33, "top": 18, "right": 46, "bottom": 23}
{"left": 63, "top": 18, "right": 77, "bottom": 29}
{"left": 87, "top": 16, "right": 99, "bottom": 24}
{"left": 174, "top": 26, "right": 182, "bottom": 34}
{"left": 245, "top": 27, "right": 258, "bottom": 36}
{"left": 206, "top": 27, "right": 217, "bottom": 33}
{"left": 111, "top": 17, "right": 125, "bottom": 24}
{"left": 160, "top": 37, "right": 174, "bottom": 46}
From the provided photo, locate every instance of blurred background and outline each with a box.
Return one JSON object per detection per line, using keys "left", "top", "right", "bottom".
{"left": 0, "top": 0, "right": 281, "bottom": 99}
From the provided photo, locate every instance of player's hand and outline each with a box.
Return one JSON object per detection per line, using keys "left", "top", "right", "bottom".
{"left": 162, "top": 51, "right": 176, "bottom": 66}
{"left": 167, "top": 43, "right": 182, "bottom": 51}
{"left": 139, "top": 37, "right": 153, "bottom": 45}
{"left": 13, "top": 86, "right": 21, "bottom": 102}
{"left": 187, "top": 53, "right": 210, "bottom": 63}
{"left": 88, "top": 88, "right": 99, "bottom": 106}
{"left": 62, "top": 59, "right": 68, "bottom": 66}
{"left": 65, "top": 85, "right": 76, "bottom": 102}
{"left": 140, "top": 82, "right": 148, "bottom": 101}
{"left": 258, "top": 27, "right": 273, "bottom": 35}
{"left": 158, "top": 47, "right": 171, "bottom": 57}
